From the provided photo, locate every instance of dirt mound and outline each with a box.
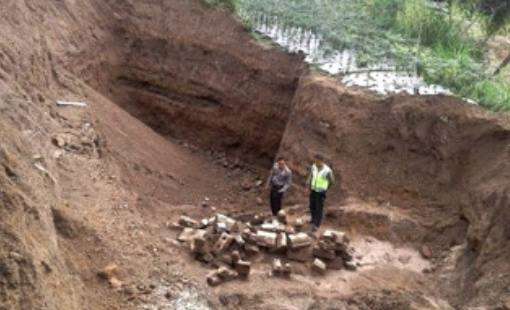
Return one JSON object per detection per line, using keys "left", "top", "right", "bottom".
{"left": 1, "top": 0, "right": 510, "bottom": 309}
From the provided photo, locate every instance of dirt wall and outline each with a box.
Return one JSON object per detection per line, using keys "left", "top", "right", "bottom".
{"left": 64, "top": 0, "right": 305, "bottom": 165}
{"left": 278, "top": 74, "right": 510, "bottom": 307}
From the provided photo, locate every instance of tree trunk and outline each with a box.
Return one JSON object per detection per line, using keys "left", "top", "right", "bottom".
{"left": 494, "top": 52, "right": 510, "bottom": 76}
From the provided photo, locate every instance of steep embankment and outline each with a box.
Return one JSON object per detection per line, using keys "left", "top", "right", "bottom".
{"left": 0, "top": 1, "right": 303, "bottom": 309}
{"left": 279, "top": 74, "right": 510, "bottom": 307}
{"left": 65, "top": 0, "right": 304, "bottom": 165}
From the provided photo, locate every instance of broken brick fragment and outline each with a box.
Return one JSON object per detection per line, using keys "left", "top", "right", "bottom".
{"left": 234, "top": 260, "right": 251, "bottom": 278}
{"left": 312, "top": 258, "right": 327, "bottom": 275}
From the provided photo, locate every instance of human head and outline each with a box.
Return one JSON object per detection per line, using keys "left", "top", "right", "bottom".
{"left": 276, "top": 156, "right": 286, "bottom": 169}
{"left": 314, "top": 154, "right": 325, "bottom": 167}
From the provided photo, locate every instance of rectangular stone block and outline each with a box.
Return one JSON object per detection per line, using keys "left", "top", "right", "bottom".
{"left": 234, "top": 235, "right": 245, "bottom": 247}
{"left": 213, "top": 232, "right": 234, "bottom": 254}
{"left": 217, "top": 266, "right": 238, "bottom": 281}
{"left": 322, "top": 230, "right": 345, "bottom": 242}
{"left": 286, "top": 246, "right": 312, "bottom": 262}
{"left": 216, "top": 214, "right": 237, "bottom": 231}
{"left": 234, "top": 260, "right": 251, "bottom": 278}
{"left": 312, "top": 258, "right": 327, "bottom": 275}
{"left": 288, "top": 233, "right": 312, "bottom": 249}
{"left": 272, "top": 258, "right": 291, "bottom": 278}
{"left": 260, "top": 222, "right": 285, "bottom": 233}
{"left": 313, "top": 245, "right": 336, "bottom": 260}
{"left": 255, "top": 231, "right": 277, "bottom": 249}
{"left": 190, "top": 235, "right": 207, "bottom": 254}
{"left": 276, "top": 232, "right": 288, "bottom": 251}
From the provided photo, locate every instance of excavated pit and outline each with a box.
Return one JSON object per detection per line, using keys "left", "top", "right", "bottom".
{"left": 1, "top": 0, "right": 510, "bottom": 309}
{"left": 69, "top": 2, "right": 510, "bottom": 308}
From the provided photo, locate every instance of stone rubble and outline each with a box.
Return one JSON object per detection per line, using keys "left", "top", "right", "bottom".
{"left": 173, "top": 210, "right": 357, "bottom": 286}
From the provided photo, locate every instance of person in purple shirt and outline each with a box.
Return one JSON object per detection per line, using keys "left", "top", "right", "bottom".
{"left": 265, "top": 156, "right": 292, "bottom": 220}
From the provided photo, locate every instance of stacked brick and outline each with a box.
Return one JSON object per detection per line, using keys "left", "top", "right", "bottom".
{"left": 173, "top": 210, "right": 355, "bottom": 286}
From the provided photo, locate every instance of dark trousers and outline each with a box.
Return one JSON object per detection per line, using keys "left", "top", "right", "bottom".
{"left": 309, "top": 190, "right": 327, "bottom": 227}
{"left": 270, "top": 186, "right": 284, "bottom": 216}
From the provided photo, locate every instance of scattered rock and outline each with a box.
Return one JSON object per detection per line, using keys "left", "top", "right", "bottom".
{"left": 313, "top": 245, "right": 336, "bottom": 260}
{"left": 41, "top": 261, "right": 52, "bottom": 273}
{"left": 215, "top": 214, "right": 237, "bottom": 232}
{"left": 241, "top": 179, "right": 252, "bottom": 191}
{"left": 97, "top": 263, "right": 119, "bottom": 280}
{"left": 109, "top": 277, "right": 123, "bottom": 289}
{"left": 213, "top": 232, "right": 235, "bottom": 255}
{"left": 420, "top": 245, "right": 433, "bottom": 259}
{"left": 207, "top": 271, "right": 222, "bottom": 287}
{"left": 288, "top": 233, "right": 313, "bottom": 249}
{"left": 217, "top": 266, "right": 238, "bottom": 281}
{"left": 178, "top": 216, "right": 199, "bottom": 228}
{"left": 312, "top": 258, "right": 327, "bottom": 275}
{"left": 256, "top": 197, "right": 264, "bottom": 206}
{"left": 277, "top": 209, "right": 288, "bottom": 224}
{"left": 234, "top": 260, "right": 251, "bottom": 278}
{"left": 255, "top": 230, "right": 277, "bottom": 249}
{"left": 9, "top": 251, "right": 23, "bottom": 262}
{"left": 272, "top": 258, "right": 291, "bottom": 278}
{"left": 293, "top": 218, "right": 304, "bottom": 232}
{"left": 345, "top": 261, "right": 357, "bottom": 271}
{"left": 275, "top": 232, "right": 288, "bottom": 251}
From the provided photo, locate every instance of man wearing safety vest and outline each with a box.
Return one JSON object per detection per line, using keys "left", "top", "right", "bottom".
{"left": 307, "top": 154, "right": 335, "bottom": 232}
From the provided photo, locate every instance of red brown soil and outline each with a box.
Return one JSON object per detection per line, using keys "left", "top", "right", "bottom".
{"left": 1, "top": 1, "right": 510, "bottom": 310}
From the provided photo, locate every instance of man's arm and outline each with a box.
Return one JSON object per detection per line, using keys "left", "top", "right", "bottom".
{"left": 280, "top": 170, "right": 292, "bottom": 193}
{"left": 306, "top": 168, "right": 312, "bottom": 189}
{"left": 328, "top": 169, "right": 335, "bottom": 185}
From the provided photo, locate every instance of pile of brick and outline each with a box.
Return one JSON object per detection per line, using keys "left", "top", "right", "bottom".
{"left": 173, "top": 210, "right": 355, "bottom": 286}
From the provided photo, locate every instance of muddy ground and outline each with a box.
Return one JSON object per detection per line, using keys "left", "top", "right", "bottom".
{"left": 1, "top": 0, "right": 510, "bottom": 309}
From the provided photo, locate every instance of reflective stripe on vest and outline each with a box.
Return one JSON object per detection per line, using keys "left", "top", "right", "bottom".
{"left": 311, "top": 165, "right": 330, "bottom": 192}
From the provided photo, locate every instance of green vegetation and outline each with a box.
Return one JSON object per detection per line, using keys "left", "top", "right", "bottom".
{"left": 236, "top": 0, "right": 510, "bottom": 111}
{"left": 203, "top": 0, "right": 239, "bottom": 12}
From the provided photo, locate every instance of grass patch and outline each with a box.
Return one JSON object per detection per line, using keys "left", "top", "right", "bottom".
{"left": 237, "top": 0, "right": 509, "bottom": 110}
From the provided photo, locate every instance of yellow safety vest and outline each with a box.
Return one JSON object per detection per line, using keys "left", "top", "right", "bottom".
{"left": 311, "top": 164, "right": 331, "bottom": 192}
